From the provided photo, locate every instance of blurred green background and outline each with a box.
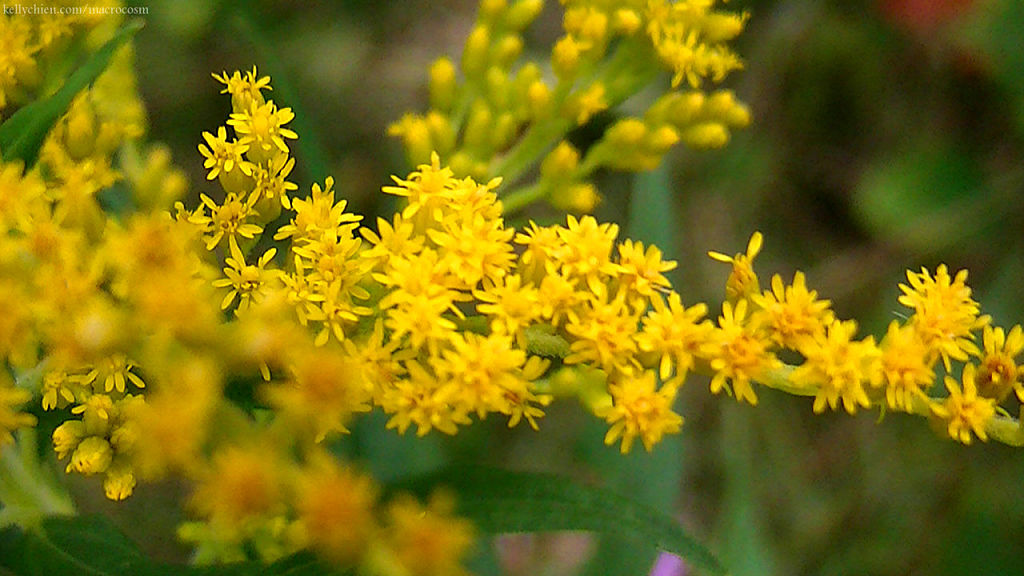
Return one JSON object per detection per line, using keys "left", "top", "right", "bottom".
{"left": 114, "top": 0, "right": 1024, "bottom": 574}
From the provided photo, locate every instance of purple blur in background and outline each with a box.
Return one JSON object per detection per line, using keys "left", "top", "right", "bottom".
{"left": 649, "top": 552, "right": 687, "bottom": 576}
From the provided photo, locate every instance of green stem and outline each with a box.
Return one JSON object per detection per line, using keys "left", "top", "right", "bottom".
{"left": 0, "top": 431, "right": 75, "bottom": 528}
{"left": 493, "top": 39, "right": 661, "bottom": 200}
{"left": 737, "top": 363, "right": 1024, "bottom": 447}
{"left": 500, "top": 182, "right": 548, "bottom": 215}
{"left": 491, "top": 117, "right": 572, "bottom": 186}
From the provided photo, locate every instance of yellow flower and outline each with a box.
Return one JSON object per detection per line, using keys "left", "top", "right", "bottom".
{"left": 564, "top": 283, "right": 641, "bottom": 375}
{"left": 359, "top": 213, "right": 424, "bottom": 268}
{"left": 213, "top": 67, "right": 271, "bottom": 112}
{"left": 42, "top": 370, "right": 87, "bottom": 411}
{"left": 130, "top": 356, "right": 222, "bottom": 480}
{"left": 898, "top": 265, "right": 989, "bottom": 369}
{"left": 189, "top": 443, "right": 286, "bottom": 537}
{"left": 306, "top": 279, "right": 373, "bottom": 347}
{"left": 708, "top": 299, "right": 778, "bottom": 405}
{"left": 292, "top": 229, "right": 366, "bottom": 287}
{"left": 750, "top": 271, "right": 833, "bottom": 350}
{"left": 81, "top": 353, "right": 146, "bottom": 394}
{"left": 296, "top": 454, "right": 379, "bottom": 566}
{"left": 213, "top": 242, "right": 279, "bottom": 312}
{"left": 264, "top": 347, "right": 372, "bottom": 441}
{"left": 274, "top": 177, "right": 362, "bottom": 245}
{"left": 613, "top": 239, "right": 678, "bottom": 308}
{"left": 637, "top": 292, "right": 714, "bottom": 381}
{"left": 708, "top": 231, "right": 762, "bottom": 303}
{"left": 474, "top": 274, "right": 541, "bottom": 347}
{"left": 381, "top": 491, "right": 475, "bottom": 576}
{"left": 429, "top": 210, "right": 515, "bottom": 290}
{"left": 103, "top": 461, "right": 137, "bottom": 502}
{"left": 0, "top": 380, "right": 36, "bottom": 451}
{"left": 344, "top": 319, "right": 413, "bottom": 394}
{"left": 249, "top": 153, "right": 298, "bottom": 211}
{"left": 197, "top": 126, "right": 254, "bottom": 187}
{"left": 793, "top": 320, "right": 880, "bottom": 415}
{"left": 379, "top": 360, "right": 472, "bottom": 436}
{"left": 280, "top": 257, "right": 326, "bottom": 327}
{"left": 228, "top": 99, "right": 298, "bottom": 163}
{"left": 931, "top": 364, "right": 996, "bottom": 445}
{"left": 431, "top": 331, "right": 548, "bottom": 423}
{"left": 382, "top": 152, "right": 458, "bottom": 225}
{"left": 973, "top": 324, "right": 1024, "bottom": 403}
{"left": 554, "top": 214, "right": 619, "bottom": 285}
{"left": 190, "top": 192, "right": 263, "bottom": 251}
{"left": 646, "top": 0, "right": 746, "bottom": 88}
{"left": 598, "top": 370, "right": 683, "bottom": 453}
{"left": 514, "top": 220, "right": 565, "bottom": 284}
{"left": 68, "top": 436, "right": 113, "bottom": 475}
{"left": 876, "top": 321, "right": 935, "bottom": 413}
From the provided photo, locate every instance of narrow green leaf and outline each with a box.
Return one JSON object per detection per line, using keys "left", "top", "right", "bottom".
{"left": 629, "top": 162, "right": 676, "bottom": 251}
{"left": 0, "top": 20, "right": 144, "bottom": 167}
{"left": 398, "top": 467, "right": 728, "bottom": 576}
{"left": 0, "top": 516, "right": 350, "bottom": 576}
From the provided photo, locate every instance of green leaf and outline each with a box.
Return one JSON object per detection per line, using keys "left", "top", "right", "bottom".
{"left": 398, "top": 466, "right": 728, "bottom": 576}
{"left": 0, "top": 20, "right": 144, "bottom": 167}
{"left": 629, "top": 162, "right": 676, "bottom": 251}
{"left": 0, "top": 515, "right": 150, "bottom": 576}
{"left": 576, "top": 418, "right": 686, "bottom": 576}
{"left": 0, "top": 515, "right": 349, "bottom": 576}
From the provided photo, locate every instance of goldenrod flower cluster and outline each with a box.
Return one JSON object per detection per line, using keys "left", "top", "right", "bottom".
{"left": 2, "top": 2, "right": 1024, "bottom": 574}
{"left": 0, "top": 5, "right": 180, "bottom": 498}
{"left": 389, "top": 0, "right": 750, "bottom": 212}
{"left": 706, "top": 235, "right": 1023, "bottom": 447}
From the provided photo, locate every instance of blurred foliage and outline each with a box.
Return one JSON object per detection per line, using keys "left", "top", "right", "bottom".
{"left": 127, "top": 0, "right": 1024, "bottom": 574}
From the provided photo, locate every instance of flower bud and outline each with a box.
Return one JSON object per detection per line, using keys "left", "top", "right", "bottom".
{"left": 605, "top": 118, "right": 647, "bottom": 148}
{"left": 681, "top": 123, "right": 729, "bottom": 149}
{"left": 491, "top": 112, "right": 517, "bottom": 151}
{"left": 612, "top": 9, "right": 642, "bottom": 35}
{"left": 646, "top": 125, "right": 680, "bottom": 153}
{"left": 426, "top": 112, "right": 456, "bottom": 156}
{"left": 552, "top": 36, "right": 583, "bottom": 80}
{"left": 505, "top": 0, "right": 543, "bottom": 31}
{"left": 461, "top": 25, "right": 491, "bottom": 80}
{"left": 388, "top": 114, "right": 433, "bottom": 167}
{"left": 527, "top": 79, "right": 552, "bottom": 119}
{"left": 578, "top": 10, "right": 609, "bottom": 46}
{"left": 53, "top": 420, "right": 86, "bottom": 460}
{"left": 551, "top": 182, "right": 600, "bottom": 213}
{"left": 428, "top": 57, "right": 457, "bottom": 112}
{"left": 702, "top": 12, "right": 747, "bottom": 43}
{"left": 486, "top": 66, "right": 510, "bottom": 109}
{"left": 479, "top": 0, "right": 507, "bottom": 24}
{"left": 70, "top": 436, "right": 113, "bottom": 476}
{"left": 541, "top": 141, "right": 579, "bottom": 181}
{"left": 65, "top": 101, "right": 97, "bottom": 160}
{"left": 463, "top": 102, "right": 494, "bottom": 153}
{"left": 104, "top": 462, "right": 137, "bottom": 501}
{"left": 493, "top": 34, "right": 523, "bottom": 69}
